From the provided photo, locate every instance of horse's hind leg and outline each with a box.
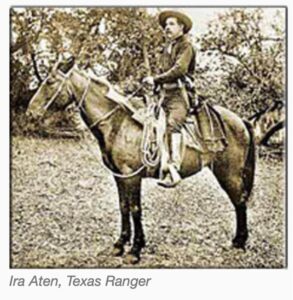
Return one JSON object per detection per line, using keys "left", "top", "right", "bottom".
{"left": 233, "top": 200, "right": 248, "bottom": 249}
{"left": 212, "top": 162, "right": 249, "bottom": 249}
{"left": 113, "top": 178, "right": 132, "bottom": 256}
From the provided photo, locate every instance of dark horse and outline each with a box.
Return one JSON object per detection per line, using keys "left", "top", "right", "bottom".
{"left": 26, "top": 58, "right": 255, "bottom": 264}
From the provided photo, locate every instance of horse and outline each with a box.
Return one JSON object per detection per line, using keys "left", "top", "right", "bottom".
{"left": 26, "top": 58, "right": 255, "bottom": 264}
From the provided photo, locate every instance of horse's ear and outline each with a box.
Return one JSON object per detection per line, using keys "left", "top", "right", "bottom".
{"left": 52, "top": 55, "right": 63, "bottom": 73}
{"left": 67, "top": 56, "right": 75, "bottom": 69}
{"left": 58, "top": 56, "right": 75, "bottom": 74}
{"left": 68, "top": 55, "right": 75, "bottom": 63}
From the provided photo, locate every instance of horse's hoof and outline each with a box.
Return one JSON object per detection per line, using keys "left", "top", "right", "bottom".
{"left": 124, "top": 253, "right": 140, "bottom": 265}
{"left": 112, "top": 246, "right": 124, "bottom": 257}
{"left": 232, "top": 237, "right": 246, "bottom": 250}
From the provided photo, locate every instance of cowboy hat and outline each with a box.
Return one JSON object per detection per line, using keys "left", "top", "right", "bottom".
{"left": 158, "top": 10, "right": 193, "bottom": 33}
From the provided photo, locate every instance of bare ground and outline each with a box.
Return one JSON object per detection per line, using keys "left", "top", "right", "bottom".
{"left": 11, "top": 135, "right": 286, "bottom": 268}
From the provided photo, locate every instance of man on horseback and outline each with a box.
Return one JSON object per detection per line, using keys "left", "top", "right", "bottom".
{"left": 143, "top": 10, "right": 196, "bottom": 188}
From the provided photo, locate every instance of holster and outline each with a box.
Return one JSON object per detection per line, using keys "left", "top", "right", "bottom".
{"left": 178, "top": 79, "right": 190, "bottom": 109}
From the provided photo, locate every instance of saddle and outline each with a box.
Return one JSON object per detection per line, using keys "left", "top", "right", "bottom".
{"left": 129, "top": 97, "right": 227, "bottom": 154}
{"left": 94, "top": 73, "right": 227, "bottom": 155}
{"left": 185, "top": 102, "right": 227, "bottom": 153}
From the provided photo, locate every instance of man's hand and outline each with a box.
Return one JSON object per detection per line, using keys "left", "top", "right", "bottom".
{"left": 142, "top": 76, "right": 155, "bottom": 86}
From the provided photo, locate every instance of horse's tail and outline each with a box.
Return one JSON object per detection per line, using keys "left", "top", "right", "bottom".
{"left": 243, "top": 120, "right": 256, "bottom": 199}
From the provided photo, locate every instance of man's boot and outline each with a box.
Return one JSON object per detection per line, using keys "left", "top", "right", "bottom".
{"left": 158, "top": 133, "right": 182, "bottom": 188}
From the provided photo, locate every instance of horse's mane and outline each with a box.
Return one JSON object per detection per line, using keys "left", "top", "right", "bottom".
{"left": 88, "top": 71, "right": 112, "bottom": 91}
{"left": 57, "top": 57, "right": 112, "bottom": 91}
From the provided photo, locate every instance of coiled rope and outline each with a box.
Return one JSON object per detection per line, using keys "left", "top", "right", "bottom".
{"left": 80, "top": 102, "right": 162, "bottom": 179}
{"left": 141, "top": 103, "right": 162, "bottom": 168}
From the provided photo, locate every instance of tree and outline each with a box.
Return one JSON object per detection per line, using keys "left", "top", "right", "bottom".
{"left": 10, "top": 7, "right": 166, "bottom": 136}
{"left": 197, "top": 8, "right": 285, "bottom": 145}
{"left": 198, "top": 8, "right": 285, "bottom": 118}
{"left": 11, "top": 7, "right": 164, "bottom": 111}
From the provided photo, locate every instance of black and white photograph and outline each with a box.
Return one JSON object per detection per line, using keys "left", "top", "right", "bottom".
{"left": 10, "top": 6, "right": 286, "bottom": 269}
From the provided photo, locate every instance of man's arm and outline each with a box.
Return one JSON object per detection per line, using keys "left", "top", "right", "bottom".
{"left": 154, "top": 43, "right": 194, "bottom": 84}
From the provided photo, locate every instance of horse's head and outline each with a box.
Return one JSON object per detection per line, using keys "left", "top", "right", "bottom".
{"left": 26, "top": 56, "right": 75, "bottom": 120}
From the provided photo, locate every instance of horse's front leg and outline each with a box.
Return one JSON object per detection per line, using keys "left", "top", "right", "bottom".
{"left": 123, "top": 177, "right": 145, "bottom": 264}
{"left": 113, "top": 178, "right": 132, "bottom": 256}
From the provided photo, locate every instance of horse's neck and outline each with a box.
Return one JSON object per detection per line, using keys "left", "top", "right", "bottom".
{"left": 70, "top": 70, "right": 110, "bottom": 123}
{"left": 69, "top": 70, "right": 126, "bottom": 152}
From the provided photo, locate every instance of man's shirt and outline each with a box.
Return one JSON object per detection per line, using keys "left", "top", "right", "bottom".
{"left": 154, "top": 35, "right": 196, "bottom": 84}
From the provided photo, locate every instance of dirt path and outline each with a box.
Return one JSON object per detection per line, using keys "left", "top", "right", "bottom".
{"left": 11, "top": 135, "right": 286, "bottom": 268}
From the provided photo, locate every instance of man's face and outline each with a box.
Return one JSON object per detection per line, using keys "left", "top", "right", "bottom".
{"left": 164, "top": 17, "right": 184, "bottom": 41}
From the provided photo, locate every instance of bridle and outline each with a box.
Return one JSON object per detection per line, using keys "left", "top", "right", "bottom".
{"left": 44, "top": 66, "right": 120, "bottom": 129}
{"left": 42, "top": 67, "right": 75, "bottom": 111}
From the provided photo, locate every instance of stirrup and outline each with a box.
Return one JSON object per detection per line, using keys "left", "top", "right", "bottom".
{"left": 157, "top": 165, "right": 181, "bottom": 188}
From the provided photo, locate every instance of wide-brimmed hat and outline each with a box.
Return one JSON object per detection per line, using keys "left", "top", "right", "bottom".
{"left": 158, "top": 10, "right": 193, "bottom": 33}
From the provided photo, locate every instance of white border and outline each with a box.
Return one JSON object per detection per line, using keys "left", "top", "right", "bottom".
{"left": 1, "top": 1, "right": 292, "bottom": 299}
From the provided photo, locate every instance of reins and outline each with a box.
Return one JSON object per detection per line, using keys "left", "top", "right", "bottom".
{"left": 54, "top": 68, "right": 120, "bottom": 128}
